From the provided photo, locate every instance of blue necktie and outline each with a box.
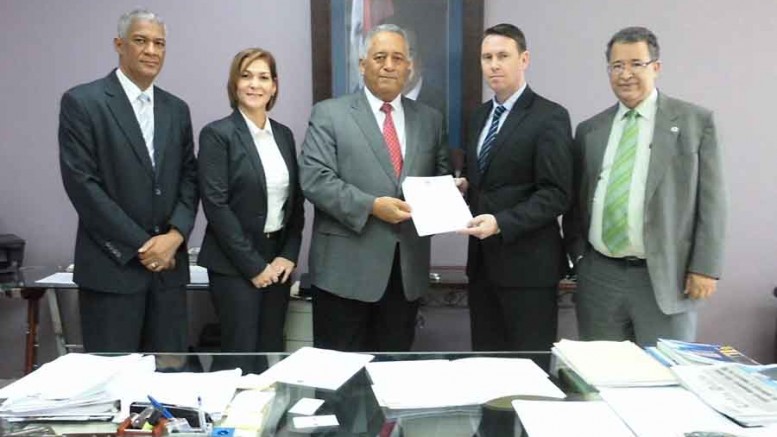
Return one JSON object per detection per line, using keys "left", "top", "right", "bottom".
{"left": 477, "top": 104, "right": 506, "bottom": 173}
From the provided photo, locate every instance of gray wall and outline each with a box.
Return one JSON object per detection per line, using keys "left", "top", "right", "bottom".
{"left": 1, "top": 0, "right": 775, "bottom": 376}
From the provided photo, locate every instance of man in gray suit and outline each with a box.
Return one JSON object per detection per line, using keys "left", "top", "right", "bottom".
{"left": 300, "top": 24, "right": 449, "bottom": 351}
{"left": 564, "top": 27, "right": 727, "bottom": 346}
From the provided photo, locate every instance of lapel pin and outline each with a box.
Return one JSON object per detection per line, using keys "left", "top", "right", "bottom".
{"left": 670, "top": 126, "right": 679, "bottom": 133}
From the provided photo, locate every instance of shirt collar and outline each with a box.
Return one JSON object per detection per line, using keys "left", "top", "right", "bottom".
{"left": 492, "top": 82, "right": 527, "bottom": 113}
{"left": 239, "top": 110, "right": 273, "bottom": 137}
{"left": 364, "top": 87, "right": 403, "bottom": 114}
{"left": 616, "top": 88, "right": 658, "bottom": 121}
{"left": 115, "top": 68, "right": 154, "bottom": 103}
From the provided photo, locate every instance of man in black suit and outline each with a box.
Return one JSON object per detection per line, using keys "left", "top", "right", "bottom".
{"left": 59, "top": 9, "right": 198, "bottom": 353}
{"left": 460, "top": 24, "right": 573, "bottom": 352}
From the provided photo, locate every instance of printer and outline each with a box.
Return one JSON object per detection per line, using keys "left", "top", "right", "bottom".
{"left": 0, "top": 234, "right": 25, "bottom": 282}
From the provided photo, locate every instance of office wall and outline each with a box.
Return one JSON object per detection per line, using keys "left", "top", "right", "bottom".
{"left": 483, "top": 0, "right": 777, "bottom": 360}
{"left": 0, "top": 0, "right": 313, "bottom": 376}
{"left": 0, "top": 0, "right": 775, "bottom": 375}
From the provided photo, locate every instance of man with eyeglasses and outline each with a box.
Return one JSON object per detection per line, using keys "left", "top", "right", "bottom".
{"left": 59, "top": 9, "right": 197, "bottom": 353}
{"left": 564, "top": 26, "right": 727, "bottom": 346}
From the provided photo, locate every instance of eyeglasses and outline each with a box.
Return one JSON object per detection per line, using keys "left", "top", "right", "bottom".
{"left": 607, "top": 59, "right": 657, "bottom": 75}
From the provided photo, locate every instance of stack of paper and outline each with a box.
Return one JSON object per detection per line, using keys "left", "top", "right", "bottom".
{"left": 366, "top": 357, "right": 565, "bottom": 415}
{"left": 672, "top": 363, "right": 777, "bottom": 427}
{"left": 0, "top": 354, "right": 155, "bottom": 421}
{"left": 553, "top": 339, "right": 676, "bottom": 387}
{"left": 257, "top": 347, "right": 374, "bottom": 391}
{"left": 657, "top": 338, "right": 760, "bottom": 366}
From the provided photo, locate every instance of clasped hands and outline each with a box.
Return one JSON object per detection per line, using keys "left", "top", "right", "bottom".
{"left": 138, "top": 229, "right": 184, "bottom": 272}
{"left": 251, "top": 257, "right": 295, "bottom": 289}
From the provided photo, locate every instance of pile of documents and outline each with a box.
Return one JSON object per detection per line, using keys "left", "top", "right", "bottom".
{"left": 254, "top": 347, "right": 374, "bottom": 391}
{"left": 656, "top": 338, "right": 760, "bottom": 366}
{"left": 0, "top": 354, "right": 154, "bottom": 421}
{"left": 552, "top": 339, "right": 676, "bottom": 387}
{"left": 672, "top": 363, "right": 777, "bottom": 427}
{"left": 366, "top": 357, "right": 565, "bottom": 417}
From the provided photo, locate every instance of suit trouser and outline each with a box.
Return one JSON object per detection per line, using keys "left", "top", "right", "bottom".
{"left": 312, "top": 246, "right": 419, "bottom": 352}
{"left": 575, "top": 249, "right": 697, "bottom": 346}
{"left": 79, "top": 277, "right": 188, "bottom": 353}
{"left": 467, "top": 275, "right": 558, "bottom": 353}
{"left": 209, "top": 237, "right": 290, "bottom": 374}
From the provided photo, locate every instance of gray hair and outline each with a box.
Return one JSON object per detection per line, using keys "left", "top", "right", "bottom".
{"left": 606, "top": 26, "right": 659, "bottom": 61}
{"left": 358, "top": 24, "right": 410, "bottom": 59}
{"left": 117, "top": 8, "right": 166, "bottom": 38}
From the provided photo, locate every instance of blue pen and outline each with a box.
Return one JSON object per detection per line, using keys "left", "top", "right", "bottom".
{"left": 147, "top": 394, "right": 174, "bottom": 419}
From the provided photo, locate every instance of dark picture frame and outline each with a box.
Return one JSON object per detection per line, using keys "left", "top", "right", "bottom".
{"left": 310, "top": 0, "right": 484, "bottom": 170}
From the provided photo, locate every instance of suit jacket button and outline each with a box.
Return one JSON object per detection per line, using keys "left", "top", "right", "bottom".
{"left": 154, "top": 188, "right": 162, "bottom": 196}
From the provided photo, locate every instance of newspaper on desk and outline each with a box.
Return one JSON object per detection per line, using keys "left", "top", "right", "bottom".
{"left": 672, "top": 363, "right": 777, "bottom": 427}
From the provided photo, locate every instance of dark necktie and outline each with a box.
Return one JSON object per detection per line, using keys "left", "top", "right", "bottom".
{"left": 477, "top": 104, "right": 506, "bottom": 173}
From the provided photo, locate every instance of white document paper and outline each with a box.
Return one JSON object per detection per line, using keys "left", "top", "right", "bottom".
{"left": 367, "top": 357, "right": 564, "bottom": 410}
{"left": 34, "top": 272, "right": 75, "bottom": 286}
{"left": 402, "top": 175, "right": 472, "bottom": 236}
{"left": 258, "top": 347, "right": 374, "bottom": 391}
{"left": 599, "top": 386, "right": 777, "bottom": 437}
{"left": 289, "top": 398, "right": 325, "bottom": 415}
{"left": 121, "top": 369, "right": 242, "bottom": 419}
{"left": 512, "top": 400, "right": 634, "bottom": 437}
{"left": 0, "top": 354, "right": 154, "bottom": 420}
{"left": 292, "top": 414, "right": 339, "bottom": 430}
{"left": 35, "top": 267, "right": 209, "bottom": 285}
{"left": 553, "top": 339, "right": 676, "bottom": 387}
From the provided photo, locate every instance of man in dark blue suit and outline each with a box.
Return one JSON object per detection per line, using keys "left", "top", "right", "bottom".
{"left": 59, "top": 9, "right": 198, "bottom": 352}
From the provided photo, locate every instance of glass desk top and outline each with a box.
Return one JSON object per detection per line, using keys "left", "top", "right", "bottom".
{"left": 1, "top": 351, "right": 595, "bottom": 437}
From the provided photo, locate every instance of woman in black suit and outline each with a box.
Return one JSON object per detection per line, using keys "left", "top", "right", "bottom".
{"left": 197, "top": 48, "right": 304, "bottom": 373}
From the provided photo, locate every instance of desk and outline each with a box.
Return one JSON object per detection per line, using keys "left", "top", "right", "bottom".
{"left": 0, "top": 267, "right": 209, "bottom": 375}
{"left": 1, "top": 350, "right": 587, "bottom": 437}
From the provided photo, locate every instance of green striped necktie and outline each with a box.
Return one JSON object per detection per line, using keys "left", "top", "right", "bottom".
{"left": 602, "top": 109, "right": 639, "bottom": 254}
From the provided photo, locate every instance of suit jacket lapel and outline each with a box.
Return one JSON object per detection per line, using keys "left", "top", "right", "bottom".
{"left": 645, "top": 93, "right": 680, "bottom": 206}
{"left": 270, "top": 119, "right": 297, "bottom": 221}
{"left": 584, "top": 105, "right": 618, "bottom": 206}
{"left": 479, "top": 87, "right": 533, "bottom": 175}
{"left": 231, "top": 111, "right": 267, "bottom": 194}
{"left": 351, "top": 93, "right": 398, "bottom": 185}
{"left": 152, "top": 88, "right": 170, "bottom": 175}
{"left": 401, "top": 97, "right": 420, "bottom": 180}
{"left": 468, "top": 103, "right": 490, "bottom": 186}
{"left": 104, "top": 72, "right": 154, "bottom": 176}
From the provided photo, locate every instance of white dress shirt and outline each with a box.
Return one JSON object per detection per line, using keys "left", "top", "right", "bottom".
{"left": 476, "top": 83, "right": 527, "bottom": 155}
{"left": 240, "top": 111, "right": 290, "bottom": 234}
{"left": 589, "top": 88, "right": 658, "bottom": 258}
{"left": 116, "top": 68, "right": 155, "bottom": 163}
{"left": 364, "top": 88, "right": 407, "bottom": 157}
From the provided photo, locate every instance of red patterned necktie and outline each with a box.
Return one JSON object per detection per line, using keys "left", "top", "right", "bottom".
{"left": 380, "top": 102, "right": 403, "bottom": 177}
